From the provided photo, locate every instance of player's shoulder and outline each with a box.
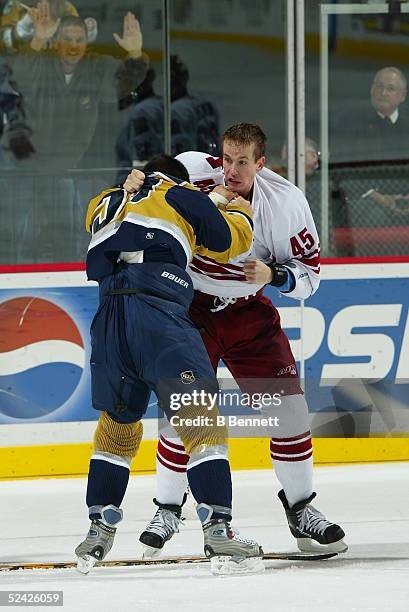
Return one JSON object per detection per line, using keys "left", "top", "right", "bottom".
{"left": 165, "top": 181, "right": 224, "bottom": 221}
{"left": 256, "top": 167, "right": 308, "bottom": 210}
{"left": 167, "top": 181, "right": 211, "bottom": 204}
{"left": 254, "top": 167, "right": 312, "bottom": 236}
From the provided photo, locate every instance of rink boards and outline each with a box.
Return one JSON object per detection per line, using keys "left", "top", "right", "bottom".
{"left": 0, "top": 261, "right": 408, "bottom": 478}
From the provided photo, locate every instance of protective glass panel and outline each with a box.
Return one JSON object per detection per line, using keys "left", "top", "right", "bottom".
{"left": 0, "top": 0, "right": 163, "bottom": 264}
{"left": 306, "top": 0, "right": 409, "bottom": 257}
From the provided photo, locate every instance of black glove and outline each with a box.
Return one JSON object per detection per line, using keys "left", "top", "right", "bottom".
{"left": 266, "top": 262, "right": 289, "bottom": 287}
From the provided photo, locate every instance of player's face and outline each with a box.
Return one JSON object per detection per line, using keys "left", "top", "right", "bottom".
{"left": 222, "top": 140, "right": 265, "bottom": 198}
{"left": 56, "top": 26, "right": 87, "bottom": 72}
{"left": 370, "top": 71, "right": 406, "bottom": 117}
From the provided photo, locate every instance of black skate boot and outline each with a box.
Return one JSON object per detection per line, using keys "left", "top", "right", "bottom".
{"left": 75, "top": 504, "right": 123, "bottom": 574}
{"left": 278, "top": 489, "right": 347, "bottom": 553}
{"left": 139, "top": 498, "right": 183, "bottom": 558}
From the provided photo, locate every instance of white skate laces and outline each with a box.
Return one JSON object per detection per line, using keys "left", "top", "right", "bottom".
{"left": 139, "top": 501, "right": 183, "bottom": 558}
{"left": 229, "top": 525, "right": 259, "bottom": 546}
{"left": 278, "top": 489, "right": 348, "bottom": 553}
{"left": 297, "top": 505, "right": 334, "bottom": 535}
{"left": 145, "top": 507, "right": 181, "bottom": 540}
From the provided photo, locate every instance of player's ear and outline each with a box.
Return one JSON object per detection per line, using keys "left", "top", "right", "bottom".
{"left": 256, "top": 156, "right": 265, "bottom": 172}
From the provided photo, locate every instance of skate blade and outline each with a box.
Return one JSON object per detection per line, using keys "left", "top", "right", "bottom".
{"left": 297, "top": 537, "right": 348, "bottom": 554}
{"left": 142, "top": 545, "right": 163, "bottom": 560}
{"left": 76, "top": 554, "right": 97, "bottom": 574}
{"left": 210, "top": 555, "right": 265, "bottom": 575}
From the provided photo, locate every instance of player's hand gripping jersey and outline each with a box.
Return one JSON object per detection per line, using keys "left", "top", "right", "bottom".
{"left": 85, "top": 171, "right": 253, "bottom": 282}
{"left": 180, "top": 153, "right": 320, "bottom": 300}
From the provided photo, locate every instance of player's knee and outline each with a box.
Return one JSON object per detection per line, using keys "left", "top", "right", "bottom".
{"left": 172, "top": 403, "right": 228, "bottom": 456}
{"left": 261, "top": 393, "right": 310, "bottom": 437}
{"left": 188, "top": 442, "right": 228, "bottom": 467}
{"left": 94, "top": 411, "right": 143, "bottom": 458}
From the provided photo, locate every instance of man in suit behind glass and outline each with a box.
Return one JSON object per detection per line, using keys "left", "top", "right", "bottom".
{"left": 332, "top": 66, "right": 409, "bottom": 163}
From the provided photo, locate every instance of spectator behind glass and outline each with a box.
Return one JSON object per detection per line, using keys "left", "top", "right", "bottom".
{"left": 0, "top": 57, "right": 34, "bottom": 160}
{"left": 171, "top": 54, "right": 220, "bottom": 156}
{"left": 11, "top": 3, "right": 148, "bottom": 170}
{"left": 8, "top": 1, "right": 148, "bottom": 263}
{"left": 0, "top": 0, "right": 92, "bottom": 51}
{"left": 331, "top": 66, "right": 409, "bottom": 163}
{"left": 0, "top": 56, "right": 34, "bottom": 262}
{"left": 115, "top": 67, "right": 164, "bottom": 183}
{"left": 276, "top": 137, "right": 320, "bottom": 177}
{"left": 268, "top": 137, "right": 321, "bottom": 234}
{"left": 115, "top": 55, "right": 221, "bottom": 184}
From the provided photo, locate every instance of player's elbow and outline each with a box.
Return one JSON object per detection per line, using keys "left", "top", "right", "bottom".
{"left": 212, "top": 228, "right": 232, "bottom": 253}
{"left": 310, "top": 277, "right": 320, "bottom": 296}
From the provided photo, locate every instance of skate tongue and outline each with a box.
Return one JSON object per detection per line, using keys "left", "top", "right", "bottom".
{"left": 153, "top": 498, "right": 182, "bottom": 517}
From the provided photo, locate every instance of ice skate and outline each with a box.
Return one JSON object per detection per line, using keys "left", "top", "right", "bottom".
{"left": 198, "top": 503, "right": 264, "bottom": 575}
{"left": 75, "top": 505, "right": 122, "bottom": 574}
{"left": 139, "top": 498, "right": 183, "bottom": 558}
{"left": 278, "top": 490, "right": 348, "bottom": 553}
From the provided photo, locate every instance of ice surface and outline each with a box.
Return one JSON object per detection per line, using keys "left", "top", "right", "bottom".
{"left": 1, "top": 463, "right": 408, "bottom": 611}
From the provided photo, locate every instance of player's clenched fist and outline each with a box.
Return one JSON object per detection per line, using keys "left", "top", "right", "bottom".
{"left": 211, "top": 185, "right": 237, "bottom": 202}
{"left": 123, "top": 169, "right": 145, "bottom": 193}
{"left": 243, "top": 258, "right": 273, "bottom": 284}
{"left": 229, "top": 196, "right": 252, "bottom": 216}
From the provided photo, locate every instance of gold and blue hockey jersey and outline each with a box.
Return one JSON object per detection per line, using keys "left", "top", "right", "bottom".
{"left": 85, "top": 172, "right": 253, "bottom": 281}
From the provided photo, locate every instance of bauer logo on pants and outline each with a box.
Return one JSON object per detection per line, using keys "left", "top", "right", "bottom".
{"left": 0, "top": 296, "right": 85, "bottom": 420}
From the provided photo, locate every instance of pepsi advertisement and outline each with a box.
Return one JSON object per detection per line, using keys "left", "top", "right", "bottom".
{"left": 0, "top": 283, "right": 96, "bottom": 423}
{"left": 0, "top": 264, "right": 408, "bottom": 433}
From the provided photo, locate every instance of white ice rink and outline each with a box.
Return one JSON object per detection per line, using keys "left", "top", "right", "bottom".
{"left": 1, "top": 463, "right": 408, "bottom": 612}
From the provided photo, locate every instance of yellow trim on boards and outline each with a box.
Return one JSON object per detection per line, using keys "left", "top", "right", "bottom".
{"left": 169, "top": 30, "right": 409, "bottom": 65}
{"left": 94, "top": 32, "right": 409, "bottom": 65}
{"left": 0, "top": 438, "right": 408, "bottom": 480}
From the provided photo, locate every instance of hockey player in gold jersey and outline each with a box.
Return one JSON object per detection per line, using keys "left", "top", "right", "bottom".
{"left": 76, "top": 154, "right": 264, "bottom": 575}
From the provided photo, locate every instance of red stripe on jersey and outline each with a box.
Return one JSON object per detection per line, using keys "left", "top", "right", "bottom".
{"left": 189, "top": 265, "right": 248, "bottom": 281}
{"left": 191, "top": 260, "right": 243, "bottom": 277}
{"left": 304, "top": 267, "right": 320, "bottom": 274}
{"left": 192, "top": 255, "right": 245, "bottom": 273}
{"left": 300, "top": 255, "right": 321, "bottom": 269}
{"left": 206, "top": 156, "right": 223, "bottom": 169}
{"left": 302, "top": 247, "right": 320, "bottom": 259}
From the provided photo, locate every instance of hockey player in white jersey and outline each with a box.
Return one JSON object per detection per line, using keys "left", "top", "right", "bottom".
{"left": 123, "top": 123, "right": 347, "bottom": 558}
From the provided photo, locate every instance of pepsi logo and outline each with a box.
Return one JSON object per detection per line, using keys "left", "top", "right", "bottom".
{"left": 0, "top": 297, "right": 85, "bottom": 420}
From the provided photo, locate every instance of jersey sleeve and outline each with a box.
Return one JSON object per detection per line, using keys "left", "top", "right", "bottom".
{"left": 196, "top": 199, "right": 253, "bottom": 263}
{"left": 276, "top": 188, "right": 320, "bottom": 300}
{"left": 85, "top": 187, "right": 123, "bottom": 233}
{"left": 165, "top": 185, "right": 253, "bottom": 263}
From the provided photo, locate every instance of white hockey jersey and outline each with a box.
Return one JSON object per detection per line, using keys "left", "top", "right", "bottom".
{"left": 176, "top": 152, "right": 320, "bottom": 300}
